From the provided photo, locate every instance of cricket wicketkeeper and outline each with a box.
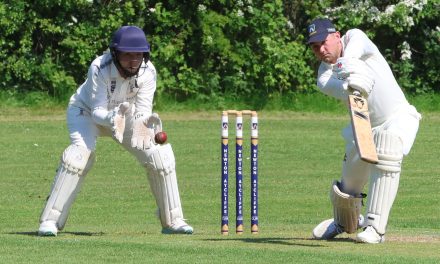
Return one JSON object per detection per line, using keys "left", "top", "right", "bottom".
{"left": 38, "top": 26, "right": 193, "bottom": 236}
{"left": 307, "top": 18, "right": 421, "bottom": 243}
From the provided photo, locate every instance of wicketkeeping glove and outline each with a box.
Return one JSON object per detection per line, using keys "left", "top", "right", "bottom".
{"left": 110, "top": 102, "right": 130, "bottom": 143}
{"left": 131, "top": 113, "right": 163, "bottom": 150}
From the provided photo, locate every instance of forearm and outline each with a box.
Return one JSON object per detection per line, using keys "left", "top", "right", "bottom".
{"left": 92, "top": 107, "right": 112, "bottom": 127}
{"left": 134, "top": 90, "right": 154, "bottom": 116}
{"left": 318, "top": 78, "right": 349, "bottom": 101}
{"left": 317, "top": 65, "right": 348, "bottom": 101}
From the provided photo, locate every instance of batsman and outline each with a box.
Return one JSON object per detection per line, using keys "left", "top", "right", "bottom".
{"left": 38, "top": 26, "right": 193, "bottom": 236}
{"left": 307, "top": 18, "right": 421, "bottom": 243}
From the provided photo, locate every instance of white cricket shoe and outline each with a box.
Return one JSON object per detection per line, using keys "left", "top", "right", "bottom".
{"left": 312, "top": 218, "right": 344, "bottom": 239}
{"left": 161, "top": 218, "right": 193, "bottom": 235}
{"left": 356, "top": 226, "right": 385, "bottom": 244}
{"left": 38, "top": 220, "right": 58, "bottom": 237}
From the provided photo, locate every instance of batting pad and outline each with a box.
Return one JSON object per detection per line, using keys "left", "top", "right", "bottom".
{"left": 143, "top": 144, "right": 184, "bottom": 228}
{"left": 40, "top": 144, "right": 94, "bottom": 230}
{"left": 365, "top": 130, "right": 403, "bottom": 234}
{"left": 330, "top": 180, "right": 364, "bottom": 233}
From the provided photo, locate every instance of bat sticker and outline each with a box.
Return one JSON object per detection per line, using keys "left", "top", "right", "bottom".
{"left": 353, "top": 110, "right": 369, "bottom": 121}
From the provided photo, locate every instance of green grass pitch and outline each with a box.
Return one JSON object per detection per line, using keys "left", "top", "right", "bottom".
{"left": 0, "top": 111, "right": 439, "bottom": 263}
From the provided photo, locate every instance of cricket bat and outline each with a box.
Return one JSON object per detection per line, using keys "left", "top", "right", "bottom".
{"left": 348, "top": 90, "right": 378, "bottom": 164}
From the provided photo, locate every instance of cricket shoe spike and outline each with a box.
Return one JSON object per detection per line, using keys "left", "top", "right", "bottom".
{"left": 161, "top": 218, "right": 193, "bottom": 235}
{"left": 312, "top": 218, "right": 344, "bottom": 239}
{"left": 38, "top": 220, "right": 58, "bottom": 237}
{"left": 356, "top": 226, "right": 385, "bottom": 244}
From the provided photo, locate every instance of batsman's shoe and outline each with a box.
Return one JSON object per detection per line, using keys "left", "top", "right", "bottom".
{"left": 312, "top": 218, "right": 344, "bottom": 240}
{"left": 356, "top": 226, "right": 385, "bottom": 244}
{"left": 161, "top": 218, "right": 193, "bottom": 235}
{"left": 38, "top": 221, "right": 58, "bottom": 237}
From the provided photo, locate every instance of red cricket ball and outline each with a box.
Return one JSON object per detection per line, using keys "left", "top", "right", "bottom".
{"left": 154, "top": 131, "right": 168, "bottom": 144}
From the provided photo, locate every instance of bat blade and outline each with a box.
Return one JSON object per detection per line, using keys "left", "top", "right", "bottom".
{"left": 348, "top": 94, "right": 379, "bottom": 164}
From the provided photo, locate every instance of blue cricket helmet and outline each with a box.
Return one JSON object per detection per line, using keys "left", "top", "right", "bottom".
{"left": 110, "top": 26, "right": 150, "bottom": 52}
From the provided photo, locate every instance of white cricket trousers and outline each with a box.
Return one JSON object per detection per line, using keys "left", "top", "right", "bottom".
{"left": 341, "top": 105, "right": 421, "bottom": 194}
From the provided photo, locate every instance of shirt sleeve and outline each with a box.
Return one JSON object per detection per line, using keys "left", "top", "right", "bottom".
{"left": 342, "top": 29, "right": 379, "bottom": 59}
{"left": 134, "top": 63, "right": 156, "bottom": 117}
{"left": 317, "top": 63, "right": 349, "bottom": 101}
{"left": 89, "top": 64, "right": 112, "bottom": 126}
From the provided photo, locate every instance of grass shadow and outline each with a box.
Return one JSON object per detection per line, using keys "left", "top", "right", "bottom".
{"left": 204, "top": 236, "right": 356, "bottom": 247}
{"left": 8, "top": 231, "right": 105, "bottom": 237}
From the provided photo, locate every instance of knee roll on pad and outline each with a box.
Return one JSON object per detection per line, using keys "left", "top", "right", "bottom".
{"left": 143, "top": 144, "right": 184, "bottom": 227}
{"left": 366, "top": 130, "right": 403, "bottom": 234}
{"left": 40, "top": 145, "right": 94, "bottom": 230}
{"left": 373, "top": 130, "right": 403, "bottom": 172}
{"left": 330, "top": 180, "right": 364, "bottom": 234}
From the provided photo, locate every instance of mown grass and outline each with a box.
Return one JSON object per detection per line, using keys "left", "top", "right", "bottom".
{"left": 0, "top": 110, "right": 439, "bottom": 263}
{"left": 2, "top": 89, "right": 439, "bottom": 113}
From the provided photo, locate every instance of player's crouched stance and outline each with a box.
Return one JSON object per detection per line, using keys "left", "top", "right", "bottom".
{"left": 307, "top": 18, "right": 421, "bottom": 243}
{"left": 38, "top": 26, "right": 193, "bottom": 236}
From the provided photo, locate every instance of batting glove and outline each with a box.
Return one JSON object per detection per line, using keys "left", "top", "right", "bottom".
{"left": 333, "top": 57, "right": 375, "bottom": 96}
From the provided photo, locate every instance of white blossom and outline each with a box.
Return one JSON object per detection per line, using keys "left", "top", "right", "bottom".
{"left": 149, "top": 8, "right": 156, "bottom": 13}
{"left": 368, "top": 6, "right": 381, "bottom": 22}
{"left": 400, "top": 41, "right": 412, "bottom": 60}
{"left": 286, "top": 20, "right": 293, "bottom": 29}
{"left": 325, "top": 6, "right": 344, "bottom": 14}
{"left": 197, "top": 4, "right": 206, "bottom": 12}
{"left": 402, "top": 0, "right": 416, "bottom": 6}
{"left": 71, "top": 15, "right": 77, "bottom": 23}
{"left": 237, "top": 9, "right": 244, "bottom": 17}
{"left": 405, "top": 16, "right": 414, "bottom": 27}
{"left": 206, "top": 35, "right": 213, "bottom": 45}
{"left": 385, "top": 5, "right": 395, "bottom": 15}
{"left": 401, "top": 0, "right": 428, "bottom": 11}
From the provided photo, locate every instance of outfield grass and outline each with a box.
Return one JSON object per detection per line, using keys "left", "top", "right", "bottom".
{"left": 0, "top": 111, "right": 439, "bottom": 263}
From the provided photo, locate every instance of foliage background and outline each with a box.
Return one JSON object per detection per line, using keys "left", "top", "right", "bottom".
{"left": 0, "top": 0, "right": 439, "bottom": 109}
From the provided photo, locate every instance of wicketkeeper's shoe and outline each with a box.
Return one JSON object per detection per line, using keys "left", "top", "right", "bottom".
{"left": 38, "top": 220, "right": 58, "bottom": 237}
{"left": 312, "top": 218, "right": 344, "bottom": 240}
{"left": 161, "top": 218, "right": 193, "bottom": 235}
{"left": 356, "top": 226, "right": 385, "bottom": 244}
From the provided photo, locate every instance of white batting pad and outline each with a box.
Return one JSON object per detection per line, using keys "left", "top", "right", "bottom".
{"left": 365, "top": 130, "right": 403, "bottom": 234}
{"left": 40, "top": 144, "right": 94, "bottom": 230}
{"left": 330, "top": 180, "right": 364, "bottom": 234}
{"left": 143, "top": 143, "right": 184, "bottom": 227}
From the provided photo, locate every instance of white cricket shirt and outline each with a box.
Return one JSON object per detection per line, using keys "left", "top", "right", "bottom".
{"left": 69, "top": 52, "right": 156, "bottom": 127}
{"left": 316, "top": 29, "right": 409, "bottom": 127}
